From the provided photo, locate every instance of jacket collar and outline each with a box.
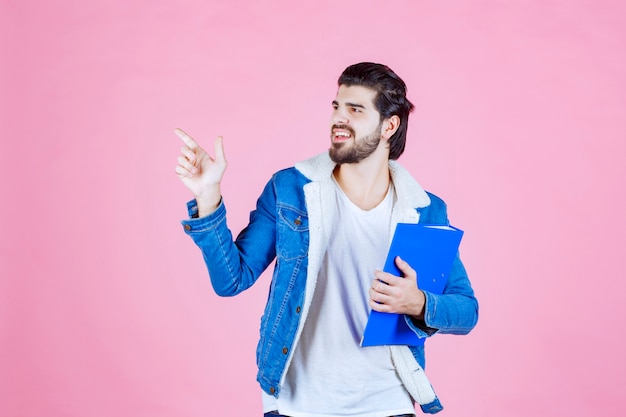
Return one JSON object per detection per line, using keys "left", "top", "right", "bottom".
{"left": 294, "top": 152, "right": 431, "bottom": 209}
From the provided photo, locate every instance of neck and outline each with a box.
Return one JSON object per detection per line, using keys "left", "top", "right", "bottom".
{"left": 333, "top": 148, "right": 391, "bottom": 211}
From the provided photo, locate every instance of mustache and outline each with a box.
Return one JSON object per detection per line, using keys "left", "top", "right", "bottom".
{"left": 331, "top": 124, "right": 355, "bottom": 136}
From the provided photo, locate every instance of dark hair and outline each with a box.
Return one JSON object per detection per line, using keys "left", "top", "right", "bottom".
{"left": 338, "top": 62, "right": 414, "bottom": 160}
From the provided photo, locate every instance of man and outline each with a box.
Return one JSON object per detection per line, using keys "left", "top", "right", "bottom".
{"left": 175, "top": 63, "right": 478, "bottom": 416}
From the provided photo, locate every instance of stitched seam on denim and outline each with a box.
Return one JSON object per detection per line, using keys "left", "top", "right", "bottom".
{"left": 429, "top": 293, "right": 437, "bottom": 328}
{"left": 277, "top": 202, "right": 307, "bottom": 216}
{"left": 276, "top": 244, "right": 308, "bottom": 261}
{"left": 261, "top": 257, "right": 302, "bottom": 386}
{"left": 277, "top": 209, "right": 309, "bottom": 232}
{"left": 258, "top": 267, "right": 278, "bottom": 368}
{"left": 211, "top": 213, "right": 238, "bottom": 288}
{"left": 186, "top": 206, "right": 227, "bottom": 233}
{"left": 276, "top": 213, "right": 309, "bottom": 261}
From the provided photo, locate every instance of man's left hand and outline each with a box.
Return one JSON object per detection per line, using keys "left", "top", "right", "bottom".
{"left": 369, "top": 256, "right": 425, "bottom": 319}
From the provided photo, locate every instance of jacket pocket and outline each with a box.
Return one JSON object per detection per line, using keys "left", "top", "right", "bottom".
{"left": 276, "top": 205, "right": 309, "bottom": 260}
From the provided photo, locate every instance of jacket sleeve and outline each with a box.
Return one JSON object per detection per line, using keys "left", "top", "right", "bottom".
{"left": 405, "top": 193, "right": 479, "bottom": 338}
{"left": 180, "top": 177, "right": 278, "bottom": 296}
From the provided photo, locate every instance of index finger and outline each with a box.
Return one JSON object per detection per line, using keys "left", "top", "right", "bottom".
{"left": 374, "top": 271, "right": 401, "bottom": 286}
{"left": 174, "top": 128, "right": 199, "bottom": 149}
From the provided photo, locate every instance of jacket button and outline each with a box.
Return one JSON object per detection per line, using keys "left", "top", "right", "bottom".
{"left": 183, "top": 224, "right": 191, "bottom": 231}
{"left": 295, "top": 306, "right": 301, "bottom": 313}
{"left": 282, "top": 347, "right": 288, "bottom": 354}
{"left": 269, "top": 387, "right": 275, "bottom": 394}
{"left": 294, "top": 217, "right": 302, "bottom": 226}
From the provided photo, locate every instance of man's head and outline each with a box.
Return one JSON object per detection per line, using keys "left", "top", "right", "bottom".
{"left": 333, "top": 62, "right": 414, "bottom": 161}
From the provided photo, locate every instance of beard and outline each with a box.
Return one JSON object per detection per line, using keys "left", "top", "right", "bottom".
{"left": 329, "top": 124, "right": 382, "bottom": 164}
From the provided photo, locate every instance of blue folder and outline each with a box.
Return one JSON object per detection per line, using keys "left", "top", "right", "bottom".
{"left": 361, "top": 223, "right": 464, "bottom": 347}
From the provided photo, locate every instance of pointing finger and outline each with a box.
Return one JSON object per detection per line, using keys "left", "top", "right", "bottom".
{"left": 174, "top": 128, "right": 199, "bottom": 149}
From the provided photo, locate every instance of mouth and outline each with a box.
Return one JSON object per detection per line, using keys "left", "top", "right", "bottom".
{"left": 331, "top": 125, "right": 354, "bottom": 143}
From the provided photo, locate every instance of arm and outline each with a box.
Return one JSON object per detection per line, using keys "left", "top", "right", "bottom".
{"left": 181, "top": 182, "right": 278, "bottom": 296}
{"left": 369, "top": 252, "right": 478, "bottom": 339}
{"left": 407, "top": 194, "right": 479, "bottom": 337}
{"left": 408, "top": 254, "right": 478, "bottom": 337}
{"left": 175, "top": 129, "right": 277, "bottom": 296}
{"left": 369, "top": 193, "right": 479, "bottom": 338}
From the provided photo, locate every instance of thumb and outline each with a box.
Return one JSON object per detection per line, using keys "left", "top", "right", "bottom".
{"left": 395, "top": 256, "right": 417, "bottom": 281}
{"left": 214, "top": 136, "right": 227, "bottom": 163}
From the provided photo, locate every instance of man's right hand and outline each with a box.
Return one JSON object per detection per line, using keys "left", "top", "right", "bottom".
{"left": 174, "top": 128, "right": 227, "bottom": 217}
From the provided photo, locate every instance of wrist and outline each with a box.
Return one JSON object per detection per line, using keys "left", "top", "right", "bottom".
{"left": 411, "top": 290, "right": 426, "bottom": 320}
{"left": 195, "top": 188, "right": 221, "bottom": 217}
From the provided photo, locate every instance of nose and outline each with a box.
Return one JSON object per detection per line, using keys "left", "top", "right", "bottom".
{"left": 332, "top": 106, "right": 349, "bottom": 125}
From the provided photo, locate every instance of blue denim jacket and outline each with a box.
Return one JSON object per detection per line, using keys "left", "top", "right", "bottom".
{"left": 181, "top": 153, "right": 478, "bottom": 414}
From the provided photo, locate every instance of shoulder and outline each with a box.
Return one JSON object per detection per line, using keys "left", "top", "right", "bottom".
{"left": 424, "top": 192, "right": 447, "bottom": 212}
{"left": 271, "top": 167, "right": 311, "bottom": 188}
{"left": 417, "top": 191, "right": 450, "bottom": 225}
{"left": 261, "top": 167, "right": 311, "bottom": 211}
{"left": 271, "top": 152, "right": 332, "bottom": 187}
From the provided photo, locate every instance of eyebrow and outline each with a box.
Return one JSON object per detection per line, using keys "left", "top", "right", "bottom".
{"left": 332, "top": 100, "right": 367, "bottom": 110}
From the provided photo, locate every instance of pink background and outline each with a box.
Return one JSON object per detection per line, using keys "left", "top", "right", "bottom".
{"left": 2, "top": 1, "right": 625, "bottom": 416}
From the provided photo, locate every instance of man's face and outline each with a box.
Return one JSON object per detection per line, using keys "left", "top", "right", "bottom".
{"left": 329, "top": 85, "right": 383, "bottom": 164}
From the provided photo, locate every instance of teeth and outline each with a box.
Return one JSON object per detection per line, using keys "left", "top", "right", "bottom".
{"left": 335, "top": 132, "right": 350, "bottom": 137}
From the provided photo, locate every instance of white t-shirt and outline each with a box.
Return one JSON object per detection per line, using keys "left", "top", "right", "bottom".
{"left": 262, "top": 179, "right": 415, "bottom": 417}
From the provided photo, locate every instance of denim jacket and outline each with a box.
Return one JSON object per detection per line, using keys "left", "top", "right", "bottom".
{"left": 181, "top": 153, "right": 478, "bottom": 414}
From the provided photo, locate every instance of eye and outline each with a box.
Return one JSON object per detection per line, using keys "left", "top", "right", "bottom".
{"left": 350, "top": 107, "right": 361, "bottom": 113}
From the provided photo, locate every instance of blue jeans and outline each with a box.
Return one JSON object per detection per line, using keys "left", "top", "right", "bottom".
{"left": 264, "top": 413, "right": 414, "bottom": 417}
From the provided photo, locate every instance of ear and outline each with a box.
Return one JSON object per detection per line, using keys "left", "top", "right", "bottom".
{"left": 380, "top": 115, "right": 400, "bottom": 140}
